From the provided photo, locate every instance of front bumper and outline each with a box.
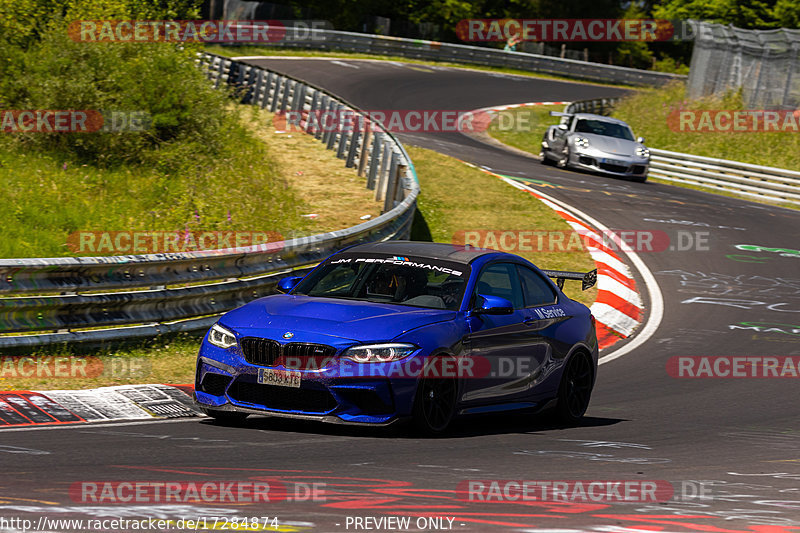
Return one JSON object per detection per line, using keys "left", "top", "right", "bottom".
{"left": 194, "top": 349, "right": 418, "bottom": 425}
{"left": 570, "top": 151, "right": 649, "bottom": 177}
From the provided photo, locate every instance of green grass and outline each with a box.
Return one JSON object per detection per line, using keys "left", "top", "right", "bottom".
{"left": 0, "top": 106, "right": 311, "bottom": 258}
{"left": 203, "top": 45, "right": 632, "bottom": 89}
{"left": 485, "top": 104, "right": 565, "bottom": 156}
{"left": 611, "top": 82, "right": 800, "bottom": 170}
{"left": 0, "top": 333, "right": 200, "bottom": 391}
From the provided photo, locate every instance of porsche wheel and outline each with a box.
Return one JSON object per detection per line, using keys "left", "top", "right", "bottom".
{"left": 557, "top": 145, "right": 571, "bottom": 169}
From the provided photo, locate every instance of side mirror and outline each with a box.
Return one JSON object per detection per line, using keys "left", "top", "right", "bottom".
{"left": 474, "top": 294, "right": 514, "bottom": 315}
{"left": 557, "top": 124, "right": 568, "bottom": 130}
{"left": 276, "top": 276, "right": 303, "bottom": 294}
{"left": 637, "top": 136, "right": 645, "bottom": 144}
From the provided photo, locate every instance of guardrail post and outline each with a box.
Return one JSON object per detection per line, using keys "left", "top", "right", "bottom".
{"left": 280, "top": 79, "right": 293, "bottom": 113}
{"left": 316, "top": 96, "right": 329, "bottom": 140}
{"left": 336, "top": 107, "right": 350, "bottom": 159}
{"left": 305, "top": 90, "right": 319, "bottom": 134}
{"left": 346, "top": 124, "right": 361, "bottom": 168}
{"left": 383, "top": 152, "right": 400, "bottom": 213}
{"left": 270, "top": 76, "right": 283, "bottom": 112}
{"left": 358, "top": 123, "right": 372, "bottom": 177}
{"left": 394, "top": 164, "right": 409, "bottom": 202}
{"left": 242, "top": 66, "right": 257, "bottom": 104}
{"left": 264, "top": 72, "right": 275, "bottom": 109}
{"left": 291, "top": 83, "right": 305, "bottom": 114}
{"left": 254, "top": 70, "right": 265, "bottom": 107}
{"left": 215, "top": 60, "right": 227, "bottom": 89}
{"left": 366, "top": 133, "right": 383, "bottom": 189}
{"left": 374, "top": 142, "right": 391, "bottom": 201}
{"left": 326, "top": 103, "right": 340, "bottom": 149}
{"left": 337, "top": 125, "right": 350, "bottom": 160}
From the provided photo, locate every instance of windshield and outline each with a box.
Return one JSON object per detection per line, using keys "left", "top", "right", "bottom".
{"left": 574, "top": 118, "right": 635, "bottom": 141}
{"left": 292, "top": 253, "right": 469, "bottom": 310}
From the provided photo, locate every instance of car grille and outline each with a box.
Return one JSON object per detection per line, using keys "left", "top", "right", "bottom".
{"left": 240, "top": 338, "right": 281, "bottom": 366}
{"left": 240, "top": 338, "right": 336, "bottom": 367}
{"left": 631, "top": 165, "right": 646, "bottom": 175}
{"left": 599, "top": 162, "right": 629, "bottom": 173}
{"left": 228, "top": 381, "right": 337, "bottom": 413}
{"left": 578, "top": 156, "right": 597, "bottom": 166}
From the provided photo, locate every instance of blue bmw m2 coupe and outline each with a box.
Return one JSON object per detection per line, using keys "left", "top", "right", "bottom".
{"left": 195, "top": 241, "right": 598, "bottom": 433}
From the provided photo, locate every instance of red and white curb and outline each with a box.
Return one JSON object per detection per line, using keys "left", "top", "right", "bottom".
{"left": 458, "top": 101, "right": 569, "bottom": 134}
{"left": 503, "top": 179, "right": 642, "bottom": 349}
{"left": 458, "top": 159, "right": 645, "bottom": 352}
{"left": 481, "top": 101, "right": 569, "bottom": 111}
{"left": 0, "top": 384, "right": 200, "bottom": 428}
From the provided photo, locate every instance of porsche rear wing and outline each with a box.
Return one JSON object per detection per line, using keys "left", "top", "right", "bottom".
{"left": 541, "top": 269, "right": 597, "bottom": 291}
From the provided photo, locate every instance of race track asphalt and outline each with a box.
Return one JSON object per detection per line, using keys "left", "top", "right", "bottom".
{"left": 2, "top": 59, "right": 799, "bottom": 533}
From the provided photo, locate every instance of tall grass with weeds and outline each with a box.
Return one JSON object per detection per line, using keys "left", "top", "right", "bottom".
{"left": 612, "top": 83, "right": 800, "bottom": 170}
{"left": 0, "top": 21, "right": 313, "bottom": 258}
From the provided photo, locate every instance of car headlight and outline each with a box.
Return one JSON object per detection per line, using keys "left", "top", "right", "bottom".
{"left": 208, "top": 323, "right": 237, "bottom": 349}
{"left": 636, "top": 146, "right": 650, "bottom": 158}
{"left": 342, "top": 343, "right": 418, "bottom": 363}
{"left": 574, "top": 136, "right": 589, "bottom": 148}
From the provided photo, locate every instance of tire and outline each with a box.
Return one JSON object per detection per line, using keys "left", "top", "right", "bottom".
{"left": 557, "top": 144, "right": 571, "bottom": 169}
{"left": 202, "top": 407, "right": 249, "bottom": 425}
{"left": 412, "top": 357, "right": 458, "bottom": 435}
{"left": 553, "top": 352, "right": 594, "bottom": 424}
{"left": 540, "top": 150, "right": 554, "bottom": 166}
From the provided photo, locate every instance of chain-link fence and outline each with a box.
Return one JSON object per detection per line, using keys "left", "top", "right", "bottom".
{"left": 688, "top": 21, "right": 800, "bottom": 109}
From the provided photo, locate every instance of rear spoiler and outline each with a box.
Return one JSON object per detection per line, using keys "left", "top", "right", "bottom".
{"left": 549, "top": 111, "right": 573, "bottom": 117}
{"left": 541, "top": 269, "right": 597, "bottom": 291}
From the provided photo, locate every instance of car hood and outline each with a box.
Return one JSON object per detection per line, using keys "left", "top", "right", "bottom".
{"left": 220, "top": 294, "right": 456, "bottom": 344}
{"left": 577, "top": 133, "right": 639, "bottom": 155}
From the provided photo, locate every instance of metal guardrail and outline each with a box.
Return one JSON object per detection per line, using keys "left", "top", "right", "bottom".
{"left": 0, "top": 52, "right": 420, "bottom": 351}
{"left": 234, "top": 28, "right": 684, "bottom": 88}
{"left": 565, "top": 98, "right": 620, "bottom": 116}
{"left": 564, "top": 98, "right": 800, "bottom": 206}
{"left": 648, "top": 149, "right": 800, "bottom": 205}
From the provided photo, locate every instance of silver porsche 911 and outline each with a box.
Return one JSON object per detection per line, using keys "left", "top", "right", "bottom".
{"left": 540, "top": 112, "right": 650, "bottom": 182}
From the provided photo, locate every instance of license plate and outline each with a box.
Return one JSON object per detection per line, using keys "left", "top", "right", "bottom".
{"left": 258, "top": 368, "right": 302, "bottom": 388}
{"left": 602, "top": 158, "right": 626, "bottom": 166}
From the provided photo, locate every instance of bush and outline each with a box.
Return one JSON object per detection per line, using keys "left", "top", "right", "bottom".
{"left": 1, "top": 22, "right": 237, "bottom": 167}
